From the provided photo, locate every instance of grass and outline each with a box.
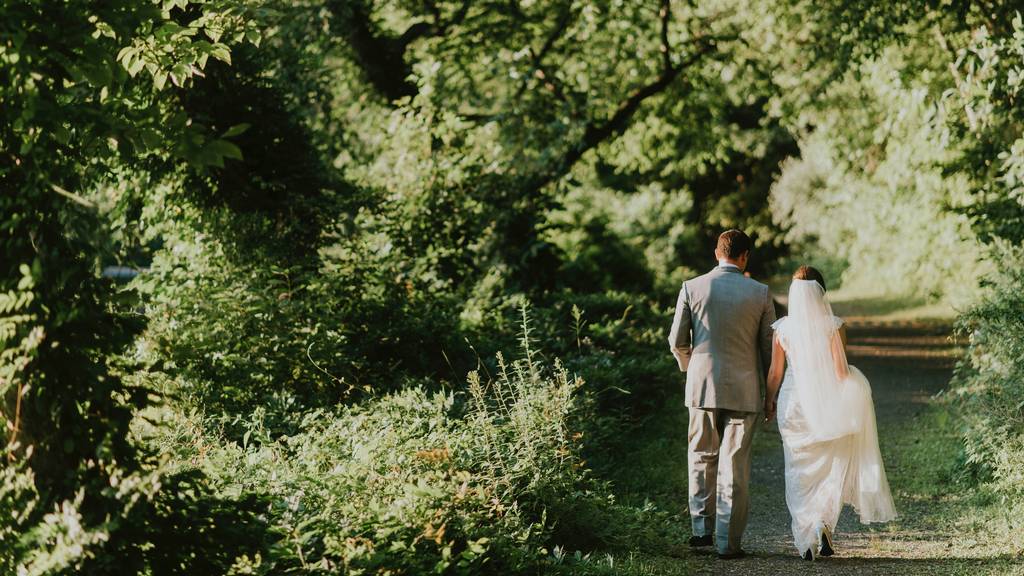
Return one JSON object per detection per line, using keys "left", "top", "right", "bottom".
{"left": 551, "top": 550, "right": 692, "bottom": 575}
{"left": 828, "top": 292, "right": 959, "bottom": 323}
{"left": 881, "top": 399, "right": 1024, "bottom": 574}
{"left": 562, "top": 404, "right": 694, "bottom": 575}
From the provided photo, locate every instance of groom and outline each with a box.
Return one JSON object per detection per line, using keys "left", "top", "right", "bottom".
{"left": 668, "top": 229, "right": 775, "bottom": 559}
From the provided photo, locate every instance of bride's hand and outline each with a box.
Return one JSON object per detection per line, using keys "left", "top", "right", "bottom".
{"left": 764, "top": 397, "right": 777, "bottom": 422}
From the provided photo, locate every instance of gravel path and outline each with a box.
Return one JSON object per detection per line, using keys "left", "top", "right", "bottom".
{"left": 684, "top": 318, "right": 1022, "bottom": 576}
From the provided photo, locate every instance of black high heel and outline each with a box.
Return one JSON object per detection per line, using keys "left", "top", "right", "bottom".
{"left": 819, "top": 524, "right": 835, "bottom": 557}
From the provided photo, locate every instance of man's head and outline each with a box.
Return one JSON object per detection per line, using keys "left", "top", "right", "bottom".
{"left": 715, "top": 229, "right": 752, "bottom": 271}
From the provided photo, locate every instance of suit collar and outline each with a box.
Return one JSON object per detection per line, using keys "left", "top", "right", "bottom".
{"left": 714, "top": 265, "right": 743, "bottom": 274}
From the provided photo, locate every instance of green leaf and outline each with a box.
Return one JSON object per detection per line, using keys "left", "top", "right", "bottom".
{"left": 17, "top": 264, "right": 34, "bottom": 291}
{"left": 202, "top": 139, "right": 244, "bottom": 166}
{"left": 245, "top": 29, "right": 261, "bottom": 47}
{"left": 155, "top": 21, "right": 185, "bottom": 39}
{"left": 170, "top": 62, "right": 191, "bottom": 86}
{"left": 209, "top": 43, "right": 231, "bottom": 65}
{"left": 205, "top": 27, "right": 223, "bottom": 43}
{"left": 52, "top": 124, "right": 71, "bottom": 145}
{"left": 140, "top": 129, "right": 162, "bottom": 150}
{"left": 153, "top": 71, "right": 168, "bottom": 90}
{"left": 83, "top": 62, "right": 113, "bottom": 87}
{"left": 127, "top": 56, "right": 146, "bottom": 77}
{"left": 116, "top": 46, "right": 134, "bottom": 63}
{"left": 221, "top": 123, "right": 251, "bottom": 138}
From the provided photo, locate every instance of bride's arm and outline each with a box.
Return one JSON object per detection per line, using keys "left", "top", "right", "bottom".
{"left": 764, "top": 336, "right": 786, "bottom": 421}
{"left": 831, "top": 325, "right": 850, "bottom": 380}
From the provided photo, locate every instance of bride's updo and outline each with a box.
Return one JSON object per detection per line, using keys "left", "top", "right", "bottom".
{"left": 793, "top": 265, "right": 826, "bottom": 291}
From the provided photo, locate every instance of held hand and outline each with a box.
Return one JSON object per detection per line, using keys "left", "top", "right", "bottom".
{"left": 764, "top": 397, "right": 777, "bottom": 423}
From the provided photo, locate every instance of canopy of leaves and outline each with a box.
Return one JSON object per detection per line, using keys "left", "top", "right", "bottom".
{"left": 4, "top": 0, "right": 1024, "bottom": 572}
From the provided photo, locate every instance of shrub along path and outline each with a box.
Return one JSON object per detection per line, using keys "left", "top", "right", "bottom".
{"left": 603, "top": 312, "right": 1022, "bottom": 575}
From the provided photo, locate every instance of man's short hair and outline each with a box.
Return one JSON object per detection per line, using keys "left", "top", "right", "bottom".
{"left": 717, "top": 229, "right": 752, "bottom": 259}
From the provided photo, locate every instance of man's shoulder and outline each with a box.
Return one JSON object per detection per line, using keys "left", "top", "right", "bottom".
{"left": 742, "top": 276, "right": 771, "bottom": 292}
{"left": 707, "top": 275, "right": 771, "bottom": 306}
{"left": 682, "top": 269, "right": 718, "bottom": 292}
{"left": 688, "top": 269, "right": 768, "bottom": 287}
{"left": 684, "top": 270, "right": 713, "bottom": 284}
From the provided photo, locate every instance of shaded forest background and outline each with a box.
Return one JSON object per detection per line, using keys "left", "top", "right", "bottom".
{"left": 1, "top": 0, "right": 1023, "bottom": 573}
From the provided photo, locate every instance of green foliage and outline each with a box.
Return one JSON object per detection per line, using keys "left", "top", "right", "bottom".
{"left": 770, "top": 45, "right": 988, "bottom": 302}
{"left": 545, "top": 183, "right": 698, "bottom": 298}
{"left": 0, "top": 463, "right": 38, "bottom": 572}
{"left": 946, "top": 12, "right": 1024, "bottom": 245}
{"left": 144, "top": 329, "right": 656, "bottom": 574}
{"left": 926, "top": 8, "right": 1024, "bottom": 544}
{"left": 325, "top": 0, "right": 800, "bottom": 290}
{"left": 133, "top": 215, "right": 464, "bottom": 436}
{"left": 953, "top": 262, "right": 1024, "bottom": 494}
{"left": 0, "top": 1, "right": 281, "bottom": 572}
{"left": 0, "top": 461, "right": 276, "bottom": 575}
{"left": 10, "top": 0, "right": 1024, "bottom": 572}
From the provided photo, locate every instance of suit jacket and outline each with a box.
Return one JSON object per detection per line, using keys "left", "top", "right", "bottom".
{"left": 668, "top": 266, "right": 776, "bottom": 413}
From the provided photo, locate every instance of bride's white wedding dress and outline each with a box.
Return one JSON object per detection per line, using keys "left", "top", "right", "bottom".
{"left": 772, "top": 280, "right": 896, "bottom": 556}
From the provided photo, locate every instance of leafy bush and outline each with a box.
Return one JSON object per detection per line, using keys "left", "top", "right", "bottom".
{"left": 141, "top": 316, "right": 668, "bottom": 574}
{"left": 937, "top": 9, "right": 1024, "bottom": 513}
{"left": 133, "top": 215, "right": 464, "bottom": 437}
{"left": 0, "top": 459, "right": 275, "bottom": 575}
{"left": 952, "top": 262, "right": 1024, "bottom": 493}
{"left": 545, "top": 183, "right": 698, "bottom": 298}
{"left": 0, "top": 464, "right": 38, "bottom": 573}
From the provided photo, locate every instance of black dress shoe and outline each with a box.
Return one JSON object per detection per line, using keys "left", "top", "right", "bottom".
{"left": 802, "top": 549, "right": 814, "bottom": 561}
{"left": 688, "top": 535, "right": 713, "bottom": 548}
{"left": 717, "top": 550, "right": 746, "bottom": 560}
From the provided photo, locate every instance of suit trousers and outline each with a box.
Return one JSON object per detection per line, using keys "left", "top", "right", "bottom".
{"left": 687, "top": 406, "right": 757, "bottom": 554}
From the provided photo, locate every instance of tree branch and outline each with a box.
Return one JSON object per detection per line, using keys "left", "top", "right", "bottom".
{"left": 331, "top": 0, "right": 473, "bottom": 102}
{"left": 514, "top": 3, "right": 577, "bottom": 101}
{"left": 529, "top": 0, "right": 711, "bottom": 193}
{"left": 423, "top": 0, "right": 442, "bottom": 25}
{"left": 659, "top": 0, "right": 673, "bottom": 73}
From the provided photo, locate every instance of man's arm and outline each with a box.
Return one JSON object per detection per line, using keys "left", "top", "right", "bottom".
{"left": 668, "top": 282, "right": 692, "bottom": 371}
{"left": 758, "top": 285, "right": 777, "bottom": 375}
{"left": 764, "top": 335, "right": 786, "bottom": 422}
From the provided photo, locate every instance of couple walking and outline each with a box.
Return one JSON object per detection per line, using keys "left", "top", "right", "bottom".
{"left": 668, "top": 229, "right": 896, "bottom": 560}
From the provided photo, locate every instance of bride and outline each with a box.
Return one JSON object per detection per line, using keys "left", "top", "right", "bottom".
{"left": 764, "top": 266, "right": 897, "bottom": 560}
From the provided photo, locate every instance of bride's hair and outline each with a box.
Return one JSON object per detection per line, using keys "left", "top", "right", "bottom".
{"left": 793, "top": 265, "right": 826, "bottom": 291}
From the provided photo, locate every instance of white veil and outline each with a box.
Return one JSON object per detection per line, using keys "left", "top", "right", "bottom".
{"left": 783, "top": 279, "right": 896, "bottom": 524}
{"left": 786, "top": 279, "right": 864, "bottom": 442}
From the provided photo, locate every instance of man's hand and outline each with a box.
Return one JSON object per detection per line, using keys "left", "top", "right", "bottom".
{"left": 764, "top": 396, "right": 777, "bottom": 423}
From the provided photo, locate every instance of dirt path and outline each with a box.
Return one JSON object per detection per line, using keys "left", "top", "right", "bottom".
{"left": 683, "top": 318, "right": 1020, "bottom": 576}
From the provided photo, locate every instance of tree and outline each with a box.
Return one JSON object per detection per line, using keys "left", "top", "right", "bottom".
{"left": 1, "top": 1, "right": 269, "bottom": 571}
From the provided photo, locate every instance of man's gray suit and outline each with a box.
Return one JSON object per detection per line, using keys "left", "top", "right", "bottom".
{"left": 668, "top": 265, "right": 775, "bottom": 554}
